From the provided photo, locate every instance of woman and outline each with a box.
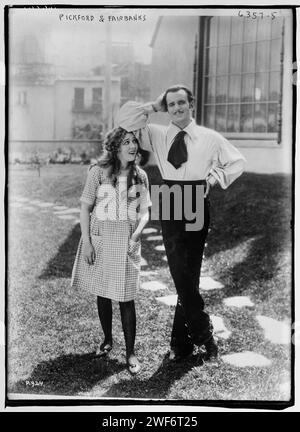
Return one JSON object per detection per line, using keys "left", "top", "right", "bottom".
{"left": 71, "top": 127, "right": 151, "bottom": 374}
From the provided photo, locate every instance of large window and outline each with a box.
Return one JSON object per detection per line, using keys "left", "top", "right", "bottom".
{"left": 202, "top": 16, "right": 284, "bottom": 138}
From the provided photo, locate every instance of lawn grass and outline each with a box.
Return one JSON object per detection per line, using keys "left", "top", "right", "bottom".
{"left": 7, "top": 163, "right": 292, "bottom": 404}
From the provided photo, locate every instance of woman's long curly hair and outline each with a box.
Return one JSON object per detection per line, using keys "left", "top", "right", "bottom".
{"left": 98, "top": 127, "right": 143, "bottom": 189}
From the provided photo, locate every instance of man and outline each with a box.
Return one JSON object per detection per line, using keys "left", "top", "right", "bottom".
{"left": 117, "top": 84, "right": 246, "bottom": 362}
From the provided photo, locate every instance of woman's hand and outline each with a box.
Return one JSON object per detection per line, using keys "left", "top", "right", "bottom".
{"left": 83, "top": 240, "right": 95, "bottom": 265}
{"left": 130, "top": 232, "right": 140, "bottom": 243}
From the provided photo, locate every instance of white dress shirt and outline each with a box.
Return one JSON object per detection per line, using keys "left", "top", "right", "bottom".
{"left": 117, "top": 101, "right": 246, "bottom": 189}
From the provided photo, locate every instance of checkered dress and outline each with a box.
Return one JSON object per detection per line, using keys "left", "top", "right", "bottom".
{"left": 71, "top": 165, "right": 152, "bottom": 302}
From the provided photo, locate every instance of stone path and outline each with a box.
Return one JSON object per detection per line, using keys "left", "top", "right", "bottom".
{"left": 10, "top": 194, "right": 291, "bottom": 372}
{"left": 223, "top": 296, "right": 254, "bottom": 308}
{"left": 140, "top": 226, "right": 290, "bottom": 369}
{"left": 10, "top": 196, "right": 80, "bottom": 224}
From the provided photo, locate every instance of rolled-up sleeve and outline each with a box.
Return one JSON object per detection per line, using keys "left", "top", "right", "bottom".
{"left": 208, "top": 135, "right": 246, "bottom": 189}
{"left": 117, "top": 101, "right": 165, "bottom": 153}
{"left": 117, "top": 101, "right": 150, "bottom": 132}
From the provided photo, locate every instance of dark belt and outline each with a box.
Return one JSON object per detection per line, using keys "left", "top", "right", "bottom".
{"left": 162, "top": 179, "right": 207, "bottom": 186}
{"left": 162, "top": 179, "right": 207, "bottom": 194}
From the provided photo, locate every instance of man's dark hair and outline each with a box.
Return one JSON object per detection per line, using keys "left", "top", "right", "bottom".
{"left": 161, "top": 84, "right": 194, "bottom": 111}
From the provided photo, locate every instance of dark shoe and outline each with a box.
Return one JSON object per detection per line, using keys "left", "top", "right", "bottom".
{"left": 203, "top": 337, "right": 218, "bottom": 362}
{"left": 167, "top": 348, "right": 193, "bottom": 363}
{"left": 95, "top": 342, "right": 112, "bottom": 357}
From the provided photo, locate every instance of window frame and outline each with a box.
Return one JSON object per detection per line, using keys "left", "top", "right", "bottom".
{"left": 199, "top": 16, "right": 284, "bottom": 143}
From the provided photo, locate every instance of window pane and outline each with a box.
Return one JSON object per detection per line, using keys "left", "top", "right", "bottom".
{"left": 230, "top": 45, "right": 242, "bottom": 73}
{"left": 256, "top": 41, "right": 270, "bottom": 72}
{"left": 207, "top": 17, "right": 218, "bottom": 47}
{"left": 255, "top": 72, "right": 269, "bottom": 101}
{"left": 257, "top": 17, "right": 271, "bottom": 40}
{"left": 268, "top": 103, "right": 278, "bottom": 132}
{"left": 204, "top": 105, "right": 215, "bottom": 129}
{"left": 241, "top": 104, "right": 253, "bottom": 132}
{"left": 218, "top": 17, "right": 231, "bottom": 46}
{"left": 92, "top": 87, "right": 102, "bottom": 103}
{"left": 215, "top": 104, "right": 226, "bottom": 131}
{"left": 242, "top": 73, "right": 255, "bottom": 102}
{"left": 204, "top": 77, "right": 216, "bottom": 103}
{"left": 243, "top": 19, "right": 257, "bottom": 42}
{"left": 216, "top": 76, "right": 228, "bottom": 103}
{"left": 74, "top": 88, "right": 84, "bottom": 109}
{"left": 205, "top": 47, "right": 217, "bottom": 75}
{"left": 227, "top": 105, "right": 240, "bottom": 132}
{"left": 243, "top": 43, "right": 256, "bottom": 72}
{"left": 217, "top": 46, "right": 229, "bottom": 74}
{"left": 231, "top": 17, "right": 244, "bottom": 44}
{"left": 229, "top": 75, "right": 241, "bottom": 102}
{"left": 254, "top": 103, "right": 267, "bottom": 132}
{"left": 269, "top": 72, "right": 280, "bottom": 101}
{"left": 270, "top": 38, "right": 281, "bottom": 70}
{"left": 202, "top": 16, "right": 282, "bottom": 136}
{"left": 271, "top": 17, "right": 283, "bottom": 39}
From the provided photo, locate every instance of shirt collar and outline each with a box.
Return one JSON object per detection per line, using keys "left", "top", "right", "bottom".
{"left": 168, "top": 118, "right": 197, "bottom": 142}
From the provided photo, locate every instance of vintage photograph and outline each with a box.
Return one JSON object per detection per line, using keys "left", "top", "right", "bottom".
{"left": 5, "top": 5, "right": 294, "bottom": 405}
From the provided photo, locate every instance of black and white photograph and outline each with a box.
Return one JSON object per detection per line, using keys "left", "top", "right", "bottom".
{"left": 3, "top": 4, "right": 297, "bottom": 409}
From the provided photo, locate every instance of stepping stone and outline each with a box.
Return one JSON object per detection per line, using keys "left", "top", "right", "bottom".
{"left": 72, "top": 219, "right": 80, "bottom": 225}
{"left": 156, "top": 294, "right": 177, "bottom": 307}
{"left": 256, "top": 315, "right": 290, "bottom": 345}
{"left": 155, "top": 245, "right": 165, "bottom": 252}
{"left": 141, "top": 281, "right": 167, "bottom": 292}
{"left": 210, "top": 315, "right": 231, "bottom": 339}
{"left": 279, "top": 381, "right": 290, "bottom": 399}
{"left": 221, "top": 351, "right": 272, "bottom": 367}
{"left": 143, "top": 228, "right": 158, "bottom": 235}
{"left": 140, "top": 270, "right": 157, "bottom": 277}
{"left": 21, "top": 206, "right": 37, "bottom": 212}
{"left": 57, "top": 215, "right": 77, "bottom": 220}
{"left": 146, "top": 235, "right": 163, "bottom": 241}
{"left": 140, "top": 257, "right": 148, "bottom": 267}
{"left": 14, "top": 197, "right": 30, "bottom": 203}
{"left": 29, "top": 200, "right": 43, "bottom": 205}
{"left": 162, "top": 256, "right": 168, "bottom": 262}
{"left": 199, "top": 276, "right": 224, "bottom": 291}
{"left": 53, "top": 205, "right": 69, "bottom": 211}
{"left": 223, "top": 296, "right": 254, "bottom": 308}
{"left": 54, "top": 208, "right": 80, "bottom": 215}
{"left": 37, "top": 202, "right": 54, "bottom": 208}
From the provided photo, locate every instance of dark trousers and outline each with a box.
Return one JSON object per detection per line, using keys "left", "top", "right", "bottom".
{"left": 160, "top": 180, "right": 213, "bottom": 355}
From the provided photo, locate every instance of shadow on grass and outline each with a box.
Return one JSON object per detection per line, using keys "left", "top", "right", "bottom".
{"left": 39, "top": 223, "right": 81, "bottom": 280}
{"left": 144, "top": 167, "right": 292, "bottom": 293}
{"left": 206, "top": 172, "right": 292, "bottom": 294}
{"left": 103, "top": 354, "right": 204, "bottom": 400}
{"left": 9, "top": 353, "right": 126, "bottom": 396}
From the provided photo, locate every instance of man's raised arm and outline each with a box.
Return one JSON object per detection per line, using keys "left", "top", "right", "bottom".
{"left": 116, "top": 95, "right": 166, "bottom": 152}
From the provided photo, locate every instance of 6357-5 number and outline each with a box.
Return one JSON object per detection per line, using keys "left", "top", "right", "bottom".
{"left": 238, "top": 10, "right": 278, "bottom": 20}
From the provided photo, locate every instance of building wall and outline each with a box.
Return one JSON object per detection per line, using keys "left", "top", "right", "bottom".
{"left": 150, "top": 15, "right": 198, "bottom": 123}
{"left": 226, "top": 14, "right": 293, "bottom": 174}
{"left": 54, "top": 79, "right": 121, "bottom": 139}
{"left": 149, "top": 14, "right": 293, "bottom": 174}
{"left": 9, "top": 84, "right": 54, "bottom": 140}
